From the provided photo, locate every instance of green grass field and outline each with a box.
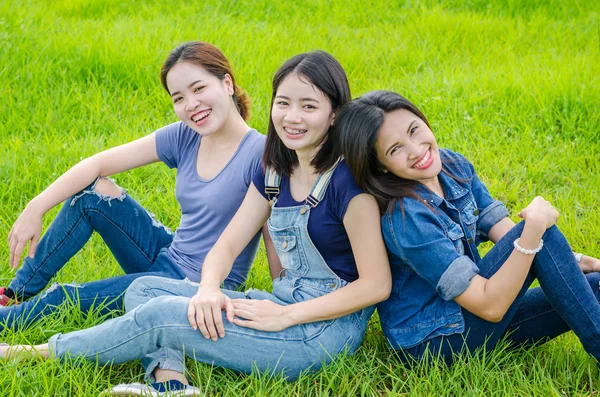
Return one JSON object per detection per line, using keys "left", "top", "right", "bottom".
{"left": 1, "top": 0, "right": 599, "bottom": 395}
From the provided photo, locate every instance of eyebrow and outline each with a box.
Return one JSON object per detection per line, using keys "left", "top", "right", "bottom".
{"left": 275, "top": 95, "right": 320, "bottom": 103}
{"left": 170, "top": 80, "right": 203, "bottom": 97}
{"left": 385, "top": 120, "right": 417, "bottom": 156}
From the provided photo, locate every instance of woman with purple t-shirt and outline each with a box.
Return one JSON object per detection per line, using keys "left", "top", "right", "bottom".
{"left": 2, "top": 42, "right": 266, "bottom": 333}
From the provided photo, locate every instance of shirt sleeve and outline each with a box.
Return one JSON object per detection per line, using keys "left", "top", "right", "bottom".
{"left": 330, "top": 161, "right": 365, "bottom": 221}
{"left": 251, "top": 164, "right": 268, "bottom": 200}
{"left": 383, "top": 199, "right": 479, "bottom": 301}
{"left": 154, "top": 122, "right": 184, "bottom": 169}
{"left": 244, "top": 133, "right": 266, "bottom": 186}
{"left": 456, "top": 154, "right": 510, "bottom": 238}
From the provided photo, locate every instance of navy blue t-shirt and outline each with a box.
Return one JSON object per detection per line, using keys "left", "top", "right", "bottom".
{"left": 252, "top": 160, "right": 363, "bottom": 282}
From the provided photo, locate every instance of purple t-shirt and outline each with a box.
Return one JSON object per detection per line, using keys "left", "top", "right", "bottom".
{"left": 155, "top": 122, "right": 265, "bottom": 286}
{"left": 253, "top": 160, "right": 363, "bottom": 282}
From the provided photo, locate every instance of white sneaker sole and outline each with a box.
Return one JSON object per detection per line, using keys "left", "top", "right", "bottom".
{"left": 107, "top": 383, "right": 201, "bottom": 396}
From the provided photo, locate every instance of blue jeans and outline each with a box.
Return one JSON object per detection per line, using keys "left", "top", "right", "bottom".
{"left": 48, "top": 191, "right": 373, "bottom": 380}
{"left": 401, "top": 223, "right": 600, "bottom": 364}
{"left": 0, "top": 178, "right": 186, "bottom": 331}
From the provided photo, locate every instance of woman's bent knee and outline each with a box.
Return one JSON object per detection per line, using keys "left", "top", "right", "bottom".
{"left": 69, "top": 177, "right": 126, "bottom": 207}
{"left": 124, "top": 275, "right": 177, "bottom": 311}
{"left": 124, "top": 276, "right": 156, "bottom": 312}
{"left": 93, "top": 177, "right": 124, "bottom": 197}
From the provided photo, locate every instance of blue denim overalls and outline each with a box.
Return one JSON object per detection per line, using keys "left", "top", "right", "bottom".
{"left": 49, "top": 162, "right": 374, "bottom": 381}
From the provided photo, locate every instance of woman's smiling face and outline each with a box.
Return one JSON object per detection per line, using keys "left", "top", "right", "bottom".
{"left": 375, "top": 108, "right": 442, "bottom": 183}
{"left": 270, "top": 72, "right": 334, "bottom": 156}
{"left": 166, "top": 62, "right": 234, "bottom": 136}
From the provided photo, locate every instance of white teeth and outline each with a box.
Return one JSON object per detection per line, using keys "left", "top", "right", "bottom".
{"left": 413, "top": 149, "right": 431, "bottom": 168}
{"left": 192, "top": 109, "right": 211, "bottom": 122}
{"left": 283, "top": 126, "right": 307, "bottom": 135}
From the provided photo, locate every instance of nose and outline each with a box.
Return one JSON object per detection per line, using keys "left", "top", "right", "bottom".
{"left": 283, "top": 107, "right": 302, "bottom": 123}
{"left": 406, "top": 140, "right": 422, "bottom": 160}
{"left": 185, "top": 96, "right": 201, "bottom": 112}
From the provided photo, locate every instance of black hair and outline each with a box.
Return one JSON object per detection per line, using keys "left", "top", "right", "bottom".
{"left": 262, "top": 51, "right": 351, "bottom": 176}
{"left": 336, "top": 90, "right": 432, "bottom": 213}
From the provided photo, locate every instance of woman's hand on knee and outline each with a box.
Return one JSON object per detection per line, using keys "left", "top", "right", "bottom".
{"left": 518, "top": 196, "right": 559, "bottom": 229}
{"left": 187, "top": 287, "right": 234, "bottom": 341}
{"left": 8, "top": 205, "right": 43, "bottom": 269}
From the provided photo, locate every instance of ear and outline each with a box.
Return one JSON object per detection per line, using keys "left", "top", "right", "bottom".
{"left": 330, "top": 112, "right": 336, "bottom": 126}
{"left": 223, "top": 74, "right": 235, "bottom": 96}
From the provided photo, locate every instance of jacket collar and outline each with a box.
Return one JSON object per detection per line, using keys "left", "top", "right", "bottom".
{"left": 415, "top": 170, "right": 469, "bottom": 207}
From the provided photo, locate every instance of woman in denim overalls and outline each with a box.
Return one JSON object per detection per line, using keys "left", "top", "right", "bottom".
{"left": 337, "top": 90, "right": 600, "bottom": 366}
{"left": 0, "top": 52, "right": 391, "bottom": 393}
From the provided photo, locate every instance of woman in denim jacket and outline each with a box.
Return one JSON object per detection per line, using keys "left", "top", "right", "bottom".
{"left": 0, "top": 52, "right": 390, "bottom": 394}
{"left": 337, "top": 90, "right": 600, "bottom": 364}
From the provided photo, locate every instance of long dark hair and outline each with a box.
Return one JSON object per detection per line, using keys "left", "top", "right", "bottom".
{"left": 160, "top": 41, "right": 250, "bottom": 120}
{"left": 263, "top": 51, "right": 351, "bottom": 176}
{"left": 336, "top": 90, "right": 432, "bottom": 213}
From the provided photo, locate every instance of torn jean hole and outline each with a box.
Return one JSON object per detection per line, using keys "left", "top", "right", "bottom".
{"left": 70, "top": 176, "right": 126, "bottom": 207}
{"left": 144, "top": 210, "right": 173, "bottom": 235}
{"left": 39, "top": 282, "right": 82, "bottom": 299}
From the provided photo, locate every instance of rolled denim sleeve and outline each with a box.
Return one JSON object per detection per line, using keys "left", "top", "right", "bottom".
{"left": 383, "top": 199, "right": 480, "bottom": 301}
{"left": 437, "top": 255, "right": 479, "bottom": 300}
{"left": 478, "top": 200, "right": 509, "bottom": 236}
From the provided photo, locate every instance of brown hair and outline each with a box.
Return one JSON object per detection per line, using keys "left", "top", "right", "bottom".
{"left": 160, "top": 41, "right": 250, "bottom": 120}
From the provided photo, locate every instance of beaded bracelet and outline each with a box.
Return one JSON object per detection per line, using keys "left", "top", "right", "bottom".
{"left": 513, "top": 238, "right": 544, "bottom": 255}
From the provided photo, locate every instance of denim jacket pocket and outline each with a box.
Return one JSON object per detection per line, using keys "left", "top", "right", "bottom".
{"left": 461, "top": 200, "right": 479, "bottom": 242}
{"left": 446, "top": 223, "right": 465, "bottom": 255}
{"left": 461, "top": 201, "right": 479, "bottom": 226}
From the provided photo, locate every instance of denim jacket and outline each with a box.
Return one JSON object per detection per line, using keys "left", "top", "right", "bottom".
{"left": 378, "top": 149, "right": 509, "bottom": 350}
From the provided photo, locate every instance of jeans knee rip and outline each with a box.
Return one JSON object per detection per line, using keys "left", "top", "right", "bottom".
{"left": 144, "top": 210, "right": 173, "bottom": 235}
{"left": 70, "top": 176, "right": 126, "bottom": 207}
{"left": 183, "top": 278, "right": 199, "bottom": 287}
{"left": 40, "top": 282, "right": 82, "bottom": 299}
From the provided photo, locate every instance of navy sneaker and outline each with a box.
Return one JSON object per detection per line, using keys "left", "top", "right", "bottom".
{"left": 0, "top": 287, "right": 16, "bottom": 306}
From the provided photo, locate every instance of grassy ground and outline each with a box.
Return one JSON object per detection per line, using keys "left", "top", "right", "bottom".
{"left": 1, "top": 0, "right": 599, "bottom": 395}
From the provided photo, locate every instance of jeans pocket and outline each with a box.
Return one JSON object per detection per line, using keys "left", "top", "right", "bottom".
{"left": 302, "top": 319, "right": 334, "bottom": 342}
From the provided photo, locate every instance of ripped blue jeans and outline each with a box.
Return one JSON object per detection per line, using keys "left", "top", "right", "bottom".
{"left": 0, "top": 177, "right": 186, "bottom": 331}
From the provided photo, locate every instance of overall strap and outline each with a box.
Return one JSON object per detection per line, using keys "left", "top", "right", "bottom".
{"left": 264, "top": 166, "right": 281, "bottom": 203}
{"left": 305, "top": 157, "right": 342, "bottom": 208}
{"left": 265, "top": 158, "right": 343, "bottom": 208}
